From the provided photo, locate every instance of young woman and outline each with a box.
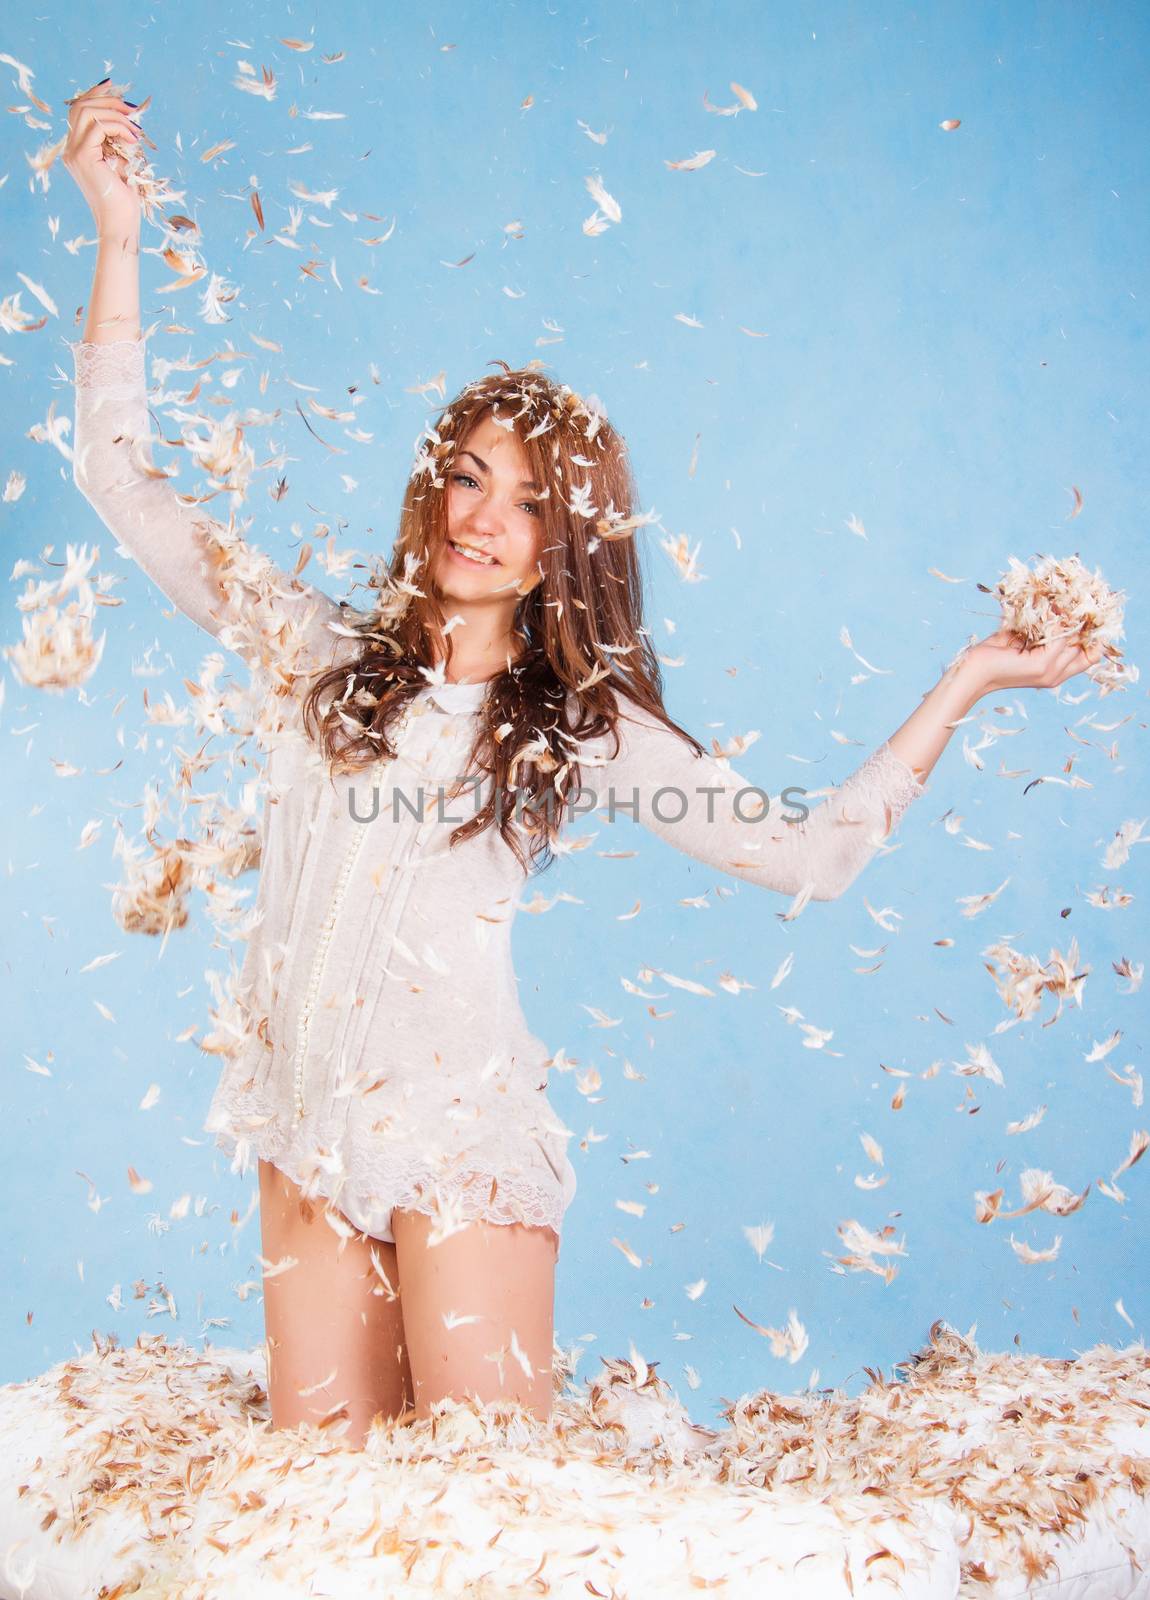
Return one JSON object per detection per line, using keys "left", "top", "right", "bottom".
{"left": 63, "top": 82, "right": 1102, "bottom": 1451}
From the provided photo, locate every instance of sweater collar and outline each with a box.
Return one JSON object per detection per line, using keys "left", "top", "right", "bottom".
{"left": 423, "top": 678, "right": 489, "bottom": 714}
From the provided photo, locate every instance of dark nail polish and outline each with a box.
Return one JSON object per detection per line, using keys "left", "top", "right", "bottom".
{"left": 125, "top": 100, "right": 138, "bottom": 107}
{"left": 97, "top": 76, "right": 110, "bottom": 84}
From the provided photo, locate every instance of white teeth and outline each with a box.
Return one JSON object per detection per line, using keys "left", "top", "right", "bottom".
{"left": 450, "top": 541, "right": 496, "bottom": 565}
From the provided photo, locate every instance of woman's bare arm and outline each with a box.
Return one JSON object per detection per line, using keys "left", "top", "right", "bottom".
{"left": 884, "top": 634, "right": 1102, "bottom": 785}
{"left": 83, "top": 217, "right": 142, "bottom": 344}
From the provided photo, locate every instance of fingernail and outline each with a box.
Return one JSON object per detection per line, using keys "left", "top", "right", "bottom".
{"left": 125, "top": 100, "right": 138, "bottom": 107}
{"left": 97, "top": 76, "right": 110, "bottom": 84}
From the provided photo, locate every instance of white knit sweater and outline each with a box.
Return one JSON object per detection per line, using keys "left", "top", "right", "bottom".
{"left": 70, "top": 334, "right": 926, "bottom": 1245}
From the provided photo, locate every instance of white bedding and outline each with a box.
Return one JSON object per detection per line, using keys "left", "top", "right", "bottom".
{"left": 1, "top": 1322, "right": 1146, "bottom": 1599}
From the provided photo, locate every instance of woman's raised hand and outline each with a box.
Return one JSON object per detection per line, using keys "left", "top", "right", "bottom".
{"left": 960, "top": 627, "right": 1105, "bottom": 697}
{"left": 62, "top": 79, "right": 144, "bottom": 240}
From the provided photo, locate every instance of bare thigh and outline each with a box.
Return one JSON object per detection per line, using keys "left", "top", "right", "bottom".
{"left": 392, "top": 1204, "right": 558, "bottom": 1423}
{"left": 257, "top": 1157, "right": 413, "bottom": 1448}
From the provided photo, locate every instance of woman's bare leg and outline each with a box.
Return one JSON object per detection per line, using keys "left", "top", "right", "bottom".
{"left": 391, "top": 1204, "right": 558, "bottom": 1423}
{"left": 258, "top": 1157, "right": 413, "bottom": 1449}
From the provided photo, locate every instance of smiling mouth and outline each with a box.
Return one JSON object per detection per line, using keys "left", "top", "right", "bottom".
{"left": 448, "top": 539, "right": 500, "bottom": 567}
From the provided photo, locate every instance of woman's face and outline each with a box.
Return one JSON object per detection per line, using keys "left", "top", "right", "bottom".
{"left": 431, "top": 412, "right": 545, "bottom": 601}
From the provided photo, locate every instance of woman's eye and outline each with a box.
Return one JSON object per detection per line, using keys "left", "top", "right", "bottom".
{"left": 450, "top": 473, "right": 538, "bottom": 515}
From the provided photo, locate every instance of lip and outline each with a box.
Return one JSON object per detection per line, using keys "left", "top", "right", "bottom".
{"left": 446, "top": 538, "right": 501, "bottom": 568}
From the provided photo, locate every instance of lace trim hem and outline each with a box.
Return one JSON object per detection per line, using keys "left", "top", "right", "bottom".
{"left": 71, "top": 336, "right": 146, "bottom": 389}
{"left": 208, "top": 1118, "right": 568, "bottom": 1240}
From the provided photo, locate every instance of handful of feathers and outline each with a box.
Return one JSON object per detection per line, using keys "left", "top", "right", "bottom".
{"left": 988, "top": 552, "right": 1134, "bottom": 695}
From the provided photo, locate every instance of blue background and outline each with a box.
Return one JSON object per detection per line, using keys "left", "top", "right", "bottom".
{"left": 2, "top": 1, "right": 1147, "bottom": 1424}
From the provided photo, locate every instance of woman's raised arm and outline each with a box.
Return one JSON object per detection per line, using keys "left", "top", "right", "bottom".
{"left": 588, "top": 623, "right": 1102, "bottom": 908}
{"left": 584, "top": 693, "right": 928, "bottom": 906}
{"left": 70, "top": 333, "right": 345, "bottom": 678}
{"left": 64, "top": 80, "right": 345, "bottom": 680}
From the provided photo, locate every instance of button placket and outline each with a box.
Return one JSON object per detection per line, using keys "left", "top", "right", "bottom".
{"left": 311, "top": 707, "right": 478, "bottom": 1098}
{"left": 421, "top": 716, "right": 466, "bottom": 805}
{"left": 291, "top": 697, "right": 423, "bottom": 1121}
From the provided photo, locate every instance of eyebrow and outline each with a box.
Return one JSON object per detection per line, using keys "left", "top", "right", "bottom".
{"left": 457, "top": 448, "right": 541, "bottom": 494}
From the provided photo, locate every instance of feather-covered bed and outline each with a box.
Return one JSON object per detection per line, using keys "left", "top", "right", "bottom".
{"left": 1, "top": 1320, "right": 1147, "bottom": 1599}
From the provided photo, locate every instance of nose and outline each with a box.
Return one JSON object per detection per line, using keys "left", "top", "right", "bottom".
{"left": 463, "top": 496, "right": 502, "bottom": 537}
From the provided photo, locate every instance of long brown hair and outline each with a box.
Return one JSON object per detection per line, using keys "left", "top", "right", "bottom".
{"left": 301, "top": 360, "right": 705, "bottom": 876}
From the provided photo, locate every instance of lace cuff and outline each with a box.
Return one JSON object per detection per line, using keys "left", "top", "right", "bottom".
{"left": 71, "top": 337, "right": 146, "bottom": 390}
{"left": 853, "top": 740, "right": 928, "bottom": 835}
